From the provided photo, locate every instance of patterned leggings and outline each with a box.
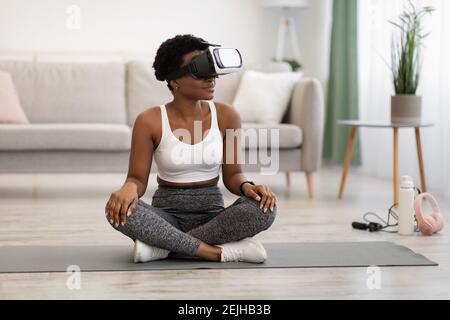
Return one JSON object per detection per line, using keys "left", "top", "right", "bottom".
{"left": 107, "top": 184, "right": 277, "bottom": 256}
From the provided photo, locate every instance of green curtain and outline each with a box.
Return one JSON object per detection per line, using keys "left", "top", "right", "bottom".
{"left": 323, "top": 0, "right": 361, "bottom": 165}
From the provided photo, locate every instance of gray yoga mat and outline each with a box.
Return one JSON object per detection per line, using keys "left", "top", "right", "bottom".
{"left": 0, "top": 241, "right": 437, "bottom": 274}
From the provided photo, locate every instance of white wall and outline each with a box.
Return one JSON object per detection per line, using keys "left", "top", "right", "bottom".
{"left": 0, "top": 0, "right": 331, "bottom": 83}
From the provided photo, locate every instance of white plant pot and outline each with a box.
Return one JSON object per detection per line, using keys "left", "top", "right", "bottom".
{"left": 391, "top": 95, "right": 422, "bottom": 124}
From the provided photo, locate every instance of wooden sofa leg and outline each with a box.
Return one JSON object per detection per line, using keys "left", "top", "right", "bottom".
{"left": 286, "top": 172, "right": 291, "bottom": 187}
{"left": 305, "top": 172, "right": 314, "bottom": 199}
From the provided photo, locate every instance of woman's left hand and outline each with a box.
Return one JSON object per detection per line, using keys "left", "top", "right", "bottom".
{"left": 243, "top": 183, "right": 277, "bottom": 213}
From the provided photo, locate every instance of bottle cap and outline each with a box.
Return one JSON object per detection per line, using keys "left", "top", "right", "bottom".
{"left": 400, "top": 176, "right": 414, "bottom": 189}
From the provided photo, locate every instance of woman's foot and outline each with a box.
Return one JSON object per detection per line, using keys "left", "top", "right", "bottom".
{"left": 218, "top": 238, "right": 267, "bottom": 263}
{"left": 133, "top": 240, "right": 170, "bottom": 263}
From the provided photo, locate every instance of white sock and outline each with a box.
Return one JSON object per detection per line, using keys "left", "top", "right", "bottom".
{"left": 133, "top": 240, "right": 170, "bottom": 263}
{"left": 218, "top": 237, "right": 267, "bottom": 263}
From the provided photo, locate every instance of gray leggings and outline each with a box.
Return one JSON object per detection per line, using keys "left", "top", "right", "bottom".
{"left": 107, "top": 184, "right": 277, "bottom": 256}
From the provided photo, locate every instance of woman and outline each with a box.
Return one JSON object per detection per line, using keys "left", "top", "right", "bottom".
{"left": 105, "top": 34, "right": 277, "bottom": 263}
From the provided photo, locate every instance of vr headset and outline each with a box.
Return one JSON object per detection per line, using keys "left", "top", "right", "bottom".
{"left": 165, "top": 43, "right": 243, "bottom": 81}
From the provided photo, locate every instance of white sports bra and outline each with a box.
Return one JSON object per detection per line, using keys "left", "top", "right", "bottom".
{"left": 153, "top": 100, "right": 223, "bottom": 183}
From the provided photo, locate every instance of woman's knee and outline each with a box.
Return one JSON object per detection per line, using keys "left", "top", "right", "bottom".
{"left": 106, "top": 199, "right": 147, "bottom": 232}
{"left": 237, "top": 196, "right": 277, "bottom": 231}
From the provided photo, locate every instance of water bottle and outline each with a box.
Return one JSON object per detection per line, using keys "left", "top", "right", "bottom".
{"left": 398, "top": 176, "right": 415, "bottom": 235}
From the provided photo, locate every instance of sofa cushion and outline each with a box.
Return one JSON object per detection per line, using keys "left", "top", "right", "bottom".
{"left": 241, "top": 123, "right": 302, "bottom": 149}
{"left": 209, "top": 62, "right": 293, "bottom": 106}
{"left": 0, "top": 61, "right": 127, "bottom": 124}
{"left": 0, "top": 124, "right": 131, "bottom": 151}
{"left": 233, "top": 70, "right": 301, "bottom": 124}
{"left": 127, "top": 60, "right": 173, "bottom": 127}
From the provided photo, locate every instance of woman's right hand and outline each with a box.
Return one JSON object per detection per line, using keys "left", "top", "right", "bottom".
{"left": 105, "top": 182, "right": 139, "bottom": 227}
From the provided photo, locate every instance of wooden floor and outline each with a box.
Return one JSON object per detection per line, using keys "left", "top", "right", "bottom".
{"left": 0, "top": 166, "right": 449, "bottom": 300}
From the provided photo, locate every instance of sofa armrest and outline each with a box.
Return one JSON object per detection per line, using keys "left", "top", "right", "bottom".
{"left": 287, "top": 78, "right": 325, "bottom": 172}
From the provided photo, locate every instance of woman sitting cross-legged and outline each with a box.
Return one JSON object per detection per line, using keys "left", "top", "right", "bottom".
{"left": 105, "top": 34, "right": 277, "bottom": 263}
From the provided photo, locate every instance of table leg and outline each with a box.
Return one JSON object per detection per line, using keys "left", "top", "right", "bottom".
{"left": 394, "top": 128, "right": 399, "bottom": 206}
{"left": 338, "top": 126, "right": 357, "bottom": 199}
{"left": 415, "top": 128, "right": 428, "bottom": 192}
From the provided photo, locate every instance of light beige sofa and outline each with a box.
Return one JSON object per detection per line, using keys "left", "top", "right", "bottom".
{"left": 0, "top": 53, "right": 324, "bottom": 198}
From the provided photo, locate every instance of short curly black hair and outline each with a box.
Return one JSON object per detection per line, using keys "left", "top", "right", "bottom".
{"left": 153, "top": 34, "right": 210, "bottom": 92}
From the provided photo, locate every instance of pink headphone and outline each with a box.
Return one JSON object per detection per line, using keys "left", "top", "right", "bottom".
{"left": 414, "top": 193, "right": 444, "bottom": 236}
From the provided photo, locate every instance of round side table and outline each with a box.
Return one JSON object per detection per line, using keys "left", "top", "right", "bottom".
{"left": 337, "top": 120, "right": 435, "bottom": 205}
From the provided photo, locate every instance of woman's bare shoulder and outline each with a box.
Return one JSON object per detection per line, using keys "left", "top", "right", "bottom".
{"left": 135, "top": 106, "right": 161, "bottom": 124}
{"left": 132, "top": 106, "right": 162, "bottom": 137}
{"left": 213, "top": 101, "right": 241, "bottom": 128}
{"left": 214, "top": 101, "right": 233, "bottom": 112}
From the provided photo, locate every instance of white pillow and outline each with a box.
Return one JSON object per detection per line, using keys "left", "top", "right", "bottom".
{"left": 232, "top": 70, "right": 301, "bottom": 124}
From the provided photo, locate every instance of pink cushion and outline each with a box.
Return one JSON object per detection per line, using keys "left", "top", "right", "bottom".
{"left": 0, "top": 70, "right": 29, "bottom": 124}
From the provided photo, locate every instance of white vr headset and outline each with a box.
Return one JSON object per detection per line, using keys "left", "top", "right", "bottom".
{"left": 165, "top": 43, "right": 243, "bottom": 81}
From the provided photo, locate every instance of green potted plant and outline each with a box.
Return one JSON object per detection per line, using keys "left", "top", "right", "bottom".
{"left": 272, "top": 57, "right": 303, "bottom": 72}
{"left": 389, "top": 0, "right": 434, "bottom": 123}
